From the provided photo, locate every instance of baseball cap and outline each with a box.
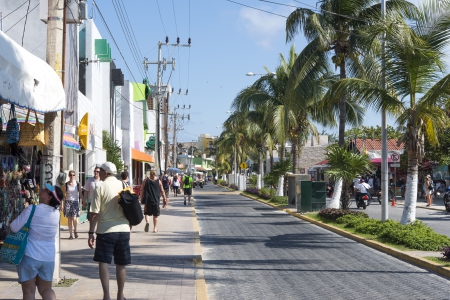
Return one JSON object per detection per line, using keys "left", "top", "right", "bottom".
{"left": 427, "top": 174, "right": 431, "bottom": 178}
{"left": 45, "top": 183, "right": 61, "bottom": 203}
{"left": 100, "top": 162, "right": 117, "bottom": 175}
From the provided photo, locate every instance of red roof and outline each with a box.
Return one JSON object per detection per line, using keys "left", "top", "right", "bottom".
{"left": 315, "top": 160, "right": 329, "bottom": 165}
{"left": 355, "top": 139, "right": 404, "bottom": 151}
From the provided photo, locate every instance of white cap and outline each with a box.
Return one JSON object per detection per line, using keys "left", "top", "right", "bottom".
{"left": 100, "top": 162, "right": 117, "bottom": 175}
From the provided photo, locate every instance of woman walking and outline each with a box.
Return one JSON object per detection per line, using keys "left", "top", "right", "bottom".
{"left": 425, "top": 174, "right": 434, "bottom": 207}
{"left": 62, "top": 171, "right": 82, "bottom": 239}
{"left": 11, "top": 183, "right": 63, "bottom": 300}
{"left": 172, "top": 173, "right": 180, "bottom": 197}
{"left": 140, "top": 170, "right": 167, "bottom": 233}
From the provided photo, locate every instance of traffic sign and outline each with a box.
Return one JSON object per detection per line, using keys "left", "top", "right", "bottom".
{"left": 239, "top": 162, "right": 248, "bottom": 169}
{"left": 390, "top": 163, "right": 400, "bottom": 167}
{"left": 390, "top": 153, "right": 400, "bottom": 162}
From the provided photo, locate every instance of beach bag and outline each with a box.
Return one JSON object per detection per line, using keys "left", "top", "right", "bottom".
{"left": 0, "top": 205, "right": 36, "bottom": 265}
{"left": 19, "top": 109, "right": 45, "bottom": 146}
{"left": 118, "top": 184, "right": 143, "bottom": 226}
{"left": 5, "top": 105, "right": 19, "bottom": 145}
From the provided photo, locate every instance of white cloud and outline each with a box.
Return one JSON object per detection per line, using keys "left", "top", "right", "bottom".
{"left": 239, "top": 4, "right": 294, "bottom": 48}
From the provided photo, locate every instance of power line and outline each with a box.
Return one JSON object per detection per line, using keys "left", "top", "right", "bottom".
{"left": 111, "top": 0, "right": 146, "bottom": 80}
{"left": 0, "top": 0, "right": 29, "bottom": 21}
{"left": 92, "top": 0, "right": 146, "bottom": 100}
{"left": 21, "top": 0, "right": 31, "bottom": 46}
{"left": 171, "top": 0, "right": 179, "bottom": 37}
{"left": 4, "top": 3, "right": 39, "bottom": 33}
{"left": 155, "top": 0, "right": 168, "bottom": 36}
{"left": 225, "top": 0, "right": 287, "bottom": 18}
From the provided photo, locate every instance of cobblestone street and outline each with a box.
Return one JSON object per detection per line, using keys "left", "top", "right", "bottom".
{"left": 196, "top": 185, "right": 450, "bottom": 300}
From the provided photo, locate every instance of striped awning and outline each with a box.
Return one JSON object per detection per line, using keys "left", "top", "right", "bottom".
{"left": 63, "top": 132, "right": 80, "bottom": 150}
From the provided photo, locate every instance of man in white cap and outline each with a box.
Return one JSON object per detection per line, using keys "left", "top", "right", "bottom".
{"left": 88, "top": 162, "right": 129, "bottom": 300}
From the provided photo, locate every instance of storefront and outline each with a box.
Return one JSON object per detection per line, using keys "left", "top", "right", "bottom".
{"left": 0, "top": 30, "right": 65, "bottom": 246}
{"left": 131, "top": 148, "right": 154, "bottom": 187}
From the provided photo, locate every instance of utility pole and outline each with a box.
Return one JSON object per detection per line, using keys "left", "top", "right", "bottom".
{"left": 172, "top": 110, "right": 177, "bottom": 168}
{"left": 381, "top": 0, "right": 388, "bottom": 221}
{"left": 45, "top": 0, "right": 65, "bottom": 283}
{"left": 164, "top": 95, "right": 169, "bottom": 170}
{"left": 143, "top": 38, "right": 191, "bottom": 175}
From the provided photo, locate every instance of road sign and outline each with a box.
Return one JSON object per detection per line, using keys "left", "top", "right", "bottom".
{"left": 390, "top": 163, "right": 400, "bottom": 167}
{"left": 390, "top": 153, "right": 400, "bottom": 162}
{"left": 239, "top": 162, "right": 248, "bottom": 169}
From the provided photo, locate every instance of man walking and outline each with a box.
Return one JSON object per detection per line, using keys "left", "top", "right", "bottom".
{"left": 183, "top": 172, "right": 193, "bottom": 205}
{"left": 161, "top": 171, "right": 171, "bottom": 209}
{"left": 83, "top": 165, "right": 102, "bottom": 220}
{"left": 88, "top": 162, "right": 130, "bottom": 300}
{"left": 140, "top": 170, "right": 168, "bottom": 233}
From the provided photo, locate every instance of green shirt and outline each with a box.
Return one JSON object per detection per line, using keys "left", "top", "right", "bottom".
{"left": 183, "top": 176, "right": 193, "bottom": 188}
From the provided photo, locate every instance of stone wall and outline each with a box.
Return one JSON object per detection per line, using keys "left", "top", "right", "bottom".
{"left": 297, "top": 146, "right": 327, "bottom": 174}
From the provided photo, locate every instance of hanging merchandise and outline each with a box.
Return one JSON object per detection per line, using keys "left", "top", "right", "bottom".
{"left": 5, "top": 105, "right": 20, "bottom": 145}
{"left": 18, "top": 110, "right": 45, "bottom": 147}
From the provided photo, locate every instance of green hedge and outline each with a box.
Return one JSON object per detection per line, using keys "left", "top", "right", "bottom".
{"left": 332, "top": 213, "right": 450, "bottom": 251}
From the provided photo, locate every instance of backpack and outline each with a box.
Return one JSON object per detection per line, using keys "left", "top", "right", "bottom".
{"left": 429, "top": 180, "right": 434, "bottom": 190}
{"left": 162, "top": 175, "right": 169, "bottom": 188}
{"left": 118, "top": 183, "right": 143, "bottom": 226}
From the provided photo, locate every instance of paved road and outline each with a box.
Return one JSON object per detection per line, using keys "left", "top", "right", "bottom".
{"left": 195, "top": 185, "right": 450, "bottom": 300}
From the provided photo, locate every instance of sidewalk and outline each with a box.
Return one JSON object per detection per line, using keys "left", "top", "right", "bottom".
{"left": 0, "top": 197, "right": 201, "bottom": 300}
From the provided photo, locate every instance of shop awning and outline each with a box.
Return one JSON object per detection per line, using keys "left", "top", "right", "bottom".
{"left": 371, "top": 158, "right": 392, "bottom": 163}
{"left": 63, "top": 132, "right": 80, "bottom": 150}
{"left": 0, "top": 31, "right": 65, "bottom": 112}
{"left": 132, "top": 148, "right": 154, "bottom": 163}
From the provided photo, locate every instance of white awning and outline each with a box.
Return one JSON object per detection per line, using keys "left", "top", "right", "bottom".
{"left": 0, "top": 31, "right": 65, "bottom": 112}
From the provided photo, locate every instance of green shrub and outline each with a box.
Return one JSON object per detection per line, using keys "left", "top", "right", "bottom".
{"left": 270, "top": 196, "right": 288, "bottom": 205}
{"left": 318, "top": 208, "right": 368, "bottom": 221}
{"left": 259, "top": 187, "right": 274, "bottom": 199}
{"left": 334, "top": 215, "right": 450, "bottom": 251}
{"left": 218, "top": 179, "right": 227, "bottom": 186}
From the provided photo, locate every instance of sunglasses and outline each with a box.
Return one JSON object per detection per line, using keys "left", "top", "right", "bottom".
{"left": 94, "top": 170, "right": 100, "bottom": 173}
{"left": 69, "top": 174, "right": 75, "bottom": 177}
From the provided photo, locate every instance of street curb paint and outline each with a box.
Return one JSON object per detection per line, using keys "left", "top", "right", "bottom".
{"left": 240, "top": 193, "right": 450, "bottom": 279}
{"left": 192, "top": 204, "right": 208, "bottom": 300}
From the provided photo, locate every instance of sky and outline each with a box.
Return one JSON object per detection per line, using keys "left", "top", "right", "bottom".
{"left": 88, "top": 0, "right": 413, "bottom": 142}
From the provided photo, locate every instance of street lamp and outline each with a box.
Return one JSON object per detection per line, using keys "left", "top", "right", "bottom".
{"left": 246, "top": 72, "right": 276, "bottom": 76}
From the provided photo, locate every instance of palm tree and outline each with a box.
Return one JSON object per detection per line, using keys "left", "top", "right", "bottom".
{"left": 285, "top": 0, "right": 418, "bottom": 146}
{"left": 232, "top": 44, "right": 342, "bottom": 174}
{"left": 322, "top": 0, "right": 450, "bottom": 223}
{"left": 325, "top": 145, "right": 374, "bottom": 209}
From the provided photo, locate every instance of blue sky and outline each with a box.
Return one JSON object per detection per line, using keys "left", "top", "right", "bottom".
{"left": 90, "top": 0, "right": 403, "bottom": 142}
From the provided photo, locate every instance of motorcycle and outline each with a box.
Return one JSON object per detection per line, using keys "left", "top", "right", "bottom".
{"left": 443, "top": 187, "right": 450, "bottom": 212}
{"left": 376, "top": 186, "right": 394, "bottom": 205}
{"left": 356, "top": 193, "right": 370, "bottom": 209}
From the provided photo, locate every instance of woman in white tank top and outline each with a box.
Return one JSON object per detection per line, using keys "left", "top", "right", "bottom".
{"left": 62, "top": 170, "right": 82, "bottom": 239}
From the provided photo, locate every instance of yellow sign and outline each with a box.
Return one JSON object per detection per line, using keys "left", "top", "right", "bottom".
{"left": 239, "top": 162, "right": 248, "bottom": 169}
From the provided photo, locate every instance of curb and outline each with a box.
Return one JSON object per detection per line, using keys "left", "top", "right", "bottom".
{"left": 192, "top": 204, "right": 208, "bottom": 300}
{"left": 239, "top": 193, "right": 450, "bottom": 279}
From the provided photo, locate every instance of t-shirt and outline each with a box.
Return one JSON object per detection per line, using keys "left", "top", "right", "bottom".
{"left": 10, "top": 204, "right": 60, "bottom": 262}
{"left": 356, "top": 182, "right": 371, "bottom": 194}
{"left": 84, "top": 177, "right": 101, "bottom": 202}
{"left": 90, "top": 176, "right": 129, "bottom": 234}
{"left": 183, "top": 176, "right": 193, "bottom": 188}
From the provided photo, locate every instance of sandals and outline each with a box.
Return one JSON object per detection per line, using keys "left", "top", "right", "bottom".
{"left": 69, "top": 236, "right": 73, "bottom": 240}
{"left": 74, "top": 232, "right": 79, "bottom": 238}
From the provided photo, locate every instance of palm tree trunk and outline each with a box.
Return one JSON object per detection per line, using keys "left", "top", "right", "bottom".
{"left": 280, "top": 144, "right": 285, "bottom": 161}
{"left": 400, "top": 150, "right": 419, "bottom": 224}
{"left": 338, "top": 56, "right": 347, "bottom": 146}
{"left": 257, "top": 153, "right": 263, "bottom": 189}
{"left": 341, "top": 179, "right": 351, "bottom": 209}
{"left": 328, "top": 178, "right": 342, "bottom": 209}
{"left": 291, "top": 137, "right": 298, "bottom": 173}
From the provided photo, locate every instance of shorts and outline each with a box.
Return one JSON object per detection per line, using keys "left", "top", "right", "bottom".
{"left": 184, "top": 187, "right": 192, "bottom": 196}
{"left": 144, "top": 204, "right": 160, "bottom": 217}
{"left": 94, "top": 232, "right": 131, "bottom": 265}
{"left": 164, "top": 189, "right": 170, "bottom": 197}
{"left": 427, "top": 189, "right": 433, "bottom": 195}
{"left": 17, "top": 255, "right": 54, "bottom": 283}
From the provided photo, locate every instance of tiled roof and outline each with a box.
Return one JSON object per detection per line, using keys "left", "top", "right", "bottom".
{"left": 355, "top": 139, "right": 404, "bottom": 151}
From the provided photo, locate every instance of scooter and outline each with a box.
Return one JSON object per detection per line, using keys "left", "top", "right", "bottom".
{"left": 443, "top": 187, "right": 450, "bottom": 212}
{"left": 356, "top": 193, "right": 369, "bottom": 209}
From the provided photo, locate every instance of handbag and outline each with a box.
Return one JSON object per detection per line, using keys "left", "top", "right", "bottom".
{"left": 18, "top": 109, "right": 45, "bottom": 146}
{"left": 0, "top": 204, "right": 36, "bottom": 265}
{"left": 5, "top": 104, "right": 20, "bottom": 145}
